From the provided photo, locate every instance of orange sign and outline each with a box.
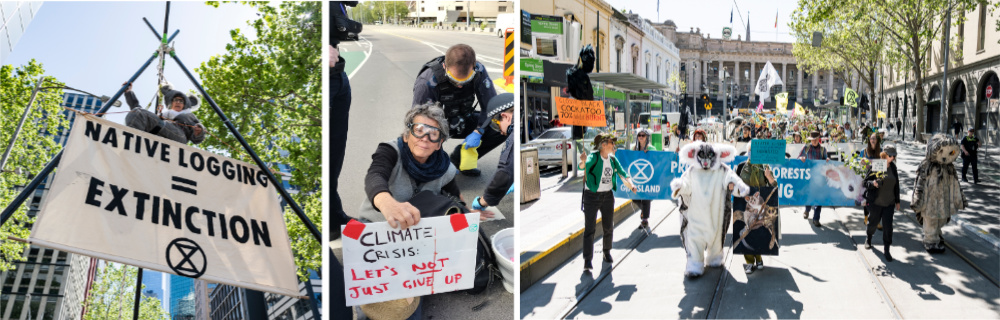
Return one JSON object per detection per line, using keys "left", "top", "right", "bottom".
{"left": 555, "top": 97, "right": 607, "bottom": 127}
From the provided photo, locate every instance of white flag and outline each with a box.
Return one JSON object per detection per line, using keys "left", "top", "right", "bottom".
{"left": 754, "top": 61, "right": 784, "bottom": 100}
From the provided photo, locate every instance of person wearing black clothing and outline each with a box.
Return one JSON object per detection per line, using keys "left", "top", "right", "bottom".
{"left": 896, "top": 119, "right": 902, "bottom": 137}
{"left": 470, "top": 93, "right": 515, "bottom": 211}
{"left": 330, "top": 3, "right": 360, "bottom": 319}
{"left": 952, "top": 120, "right": 963, "bottom": 136}
{"left": 961, "top": 128, "right": 981, "bottom": 183}
{"left": 862, "top": 145, "right": 901, "bottom": 262}
{"left": 412, "top": 44, "right": 500, "bottom": 176}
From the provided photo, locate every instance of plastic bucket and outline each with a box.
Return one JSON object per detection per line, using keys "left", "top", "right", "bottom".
{"left": 491, "top": 228, "right": 515, "bottom": 293}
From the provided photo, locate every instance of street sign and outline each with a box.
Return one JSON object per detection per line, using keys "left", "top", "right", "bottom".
{"left": 706, "top": 102, "right": 713, "bottom": 110}
{"left": 987, "top": 85, "right": 993, "bottom": 98}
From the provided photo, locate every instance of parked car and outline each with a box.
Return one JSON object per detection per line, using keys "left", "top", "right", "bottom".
{"left": 527, "top": 127, "right": 574, "bottom": 168}
{"left": 495, "top": 13, "right": 515, "bottom": 38}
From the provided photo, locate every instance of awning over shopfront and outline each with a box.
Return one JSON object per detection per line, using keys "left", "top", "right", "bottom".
{"left": 588, "top": 72, "right": 668, "bottom": 91}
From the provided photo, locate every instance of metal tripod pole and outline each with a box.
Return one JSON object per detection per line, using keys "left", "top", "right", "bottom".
{"left": 168, "top": 53, "right": 323, "bottom": 243}
{"left": 0, "top": 32, "right": 178, "bottom": 227}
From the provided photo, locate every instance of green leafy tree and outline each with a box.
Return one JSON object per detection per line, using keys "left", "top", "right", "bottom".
{"left": 790, "top": 0, "right": 887, "bottom": 122}
{"left": 864, "top": 0, "right": 982, "bottom": 141}
{"left": 83, "top": 263, "right": 169, "bottom": 320}
{"left": 0, "top": 60, "right": 67, "bottom": 272}
{"left": 198, "top": 1, "right": 321, "bottom": 279}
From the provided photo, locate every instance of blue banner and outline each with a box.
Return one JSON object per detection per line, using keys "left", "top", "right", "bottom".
{"left": 770, "top": 159, "right": 865, "bottom": 206}
{"left": 610, "top": 149, "right": 864, "bottom": 206}
{"left": 612, "top": 150, "right": 677, "bottom": 200}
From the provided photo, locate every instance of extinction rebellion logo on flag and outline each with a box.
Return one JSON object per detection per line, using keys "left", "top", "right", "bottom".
{"left": 29, "top": 114, "right": 301, "bottom": 297}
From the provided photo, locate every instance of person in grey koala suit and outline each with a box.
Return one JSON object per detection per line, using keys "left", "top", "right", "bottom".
{"left": 122, "top": 82, "right": 206, "bottom": 144}
{"left": 911, "top": 134, "right": 968, "bottom": 253}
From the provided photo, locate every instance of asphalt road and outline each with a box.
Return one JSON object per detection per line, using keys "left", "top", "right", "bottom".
{"left": 522, "top": 138, "right": 999, "bottom": 319}
{"left": 332, "top": 25, "right": 514, "bottom": 319}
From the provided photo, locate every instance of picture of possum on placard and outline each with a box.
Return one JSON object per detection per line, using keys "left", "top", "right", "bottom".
{"left": 732, "top": 187, "right": 780, "bottom": 255}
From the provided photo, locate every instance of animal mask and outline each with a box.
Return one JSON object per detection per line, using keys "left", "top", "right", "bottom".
{"left": 926, "top": 134, "right": 961, "bottom": 164}
{"left": 679, "top": 142, "right": 736, "bottom": 170}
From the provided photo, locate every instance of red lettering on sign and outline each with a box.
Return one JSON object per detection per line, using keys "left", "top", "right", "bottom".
{"left": 402, "top": 276, "right": 435, "bottom": 289}
{"left": 445, "top": 273, "right": 463, "bottom": 284}
{"left": 347, "top": 283, "right": 389, "bottom": 299}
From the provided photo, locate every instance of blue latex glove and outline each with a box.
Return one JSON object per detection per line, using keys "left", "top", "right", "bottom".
{"left": 506, "top": 185, "right": 514, "bottom": 195}
{"left": 463, "top": 130, "right": 482, "bottom": 149}
{"left": 471, "top": 196, "right": 485, "bottom": 211}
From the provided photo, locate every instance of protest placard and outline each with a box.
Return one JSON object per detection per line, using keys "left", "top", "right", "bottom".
{"left": 555, "top": 97, "right": 606, "bottom": 127}
{"left": 30, "top": 115, "right": 300, "bottom": 296}
{"left": 870, "top": 159, "right": 887, "bottom": 172}
{"left": 341, "top": 213, "right": 480, "bottom": 306}
{"left": 750, "top": 139, "right": 787, "bottom": 164}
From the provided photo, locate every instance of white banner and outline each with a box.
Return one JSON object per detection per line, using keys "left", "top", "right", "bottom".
{"left": 30, "top": 114, "right": 300, "bottom": 297}
{"left": 341, "top": 213, "right": 480, "bottom": 306}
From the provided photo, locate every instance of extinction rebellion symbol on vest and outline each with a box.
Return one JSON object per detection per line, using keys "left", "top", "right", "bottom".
{"left": 166, "top": 238, "right": 207, "bottom": 278}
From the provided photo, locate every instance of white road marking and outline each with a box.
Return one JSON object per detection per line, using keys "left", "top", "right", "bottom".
{"left": 347, "top": 36, "right": 373, "bottom": 80}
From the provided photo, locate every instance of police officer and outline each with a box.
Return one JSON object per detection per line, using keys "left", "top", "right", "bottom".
{"left": 413, "top": 44, "right": 499, "bottom": 176}
{"left": 470, "top": 93, "right": 515, "bottom": 212}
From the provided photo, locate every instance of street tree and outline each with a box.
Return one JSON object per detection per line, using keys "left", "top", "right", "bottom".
{"left": 790, "top": 0, "right": 887, "bottom": 122}
{"left": 0, "top": 60, "right": 67, "bottom": 272}
{"left": 83, "top": 263, "right": 169, "bottom": 320}
{"left": 864, "top": 0, "right": 983, "bottom": 141}
{"left": 198, "top": 1, "right": 322, "bottom": 280}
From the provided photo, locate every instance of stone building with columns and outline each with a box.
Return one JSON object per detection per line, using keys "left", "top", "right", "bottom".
{"left": 654, "top": 22, "right": 859, "bottom": 117}
{"left": 878, "top": 3, "right": 999, "bottom": 146}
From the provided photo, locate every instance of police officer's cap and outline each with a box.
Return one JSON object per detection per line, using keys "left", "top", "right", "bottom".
{"left": 483, "top": 93, "right": 514, "bottom": 126}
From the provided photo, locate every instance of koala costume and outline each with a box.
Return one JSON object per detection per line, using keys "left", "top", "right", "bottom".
{"left": 670, "top": 142, "right": 750, "bottom": 277}
{"left": 911, "top": 134, "right": 967, "bottom": 253}
{"left": 123, "top": 83, "right": 207, "bottom": 144}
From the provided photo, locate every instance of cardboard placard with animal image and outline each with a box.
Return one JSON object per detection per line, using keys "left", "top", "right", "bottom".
{"left": 769, "top": 159, "right": 867, "bottom": 206}
{"left": 733, "top": 186, "right": 780, "bottom": 256}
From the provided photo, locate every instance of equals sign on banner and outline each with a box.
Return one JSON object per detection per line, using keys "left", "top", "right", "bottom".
{"left": 171, "top": 176, "right": 198, "bottom": 195}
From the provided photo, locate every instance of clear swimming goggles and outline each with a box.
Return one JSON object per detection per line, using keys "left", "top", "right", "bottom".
{"left": 445, "top": 69, "right": 476, "bottom": 87}
{"left": 408, "top": 123, "right": 443, "bottom": 143}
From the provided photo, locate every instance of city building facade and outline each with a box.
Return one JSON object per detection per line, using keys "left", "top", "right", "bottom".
{"left": 880, "top": 3, "right": 999, "bottom": 146}
{"left": 408, "top": 1, "right": 514, "bottom": 24}
{"left": 0, "top": 1, "right": 42, "bottom": 65}
{"left": 0, "top": 92, "right": 105, "bottom": 320}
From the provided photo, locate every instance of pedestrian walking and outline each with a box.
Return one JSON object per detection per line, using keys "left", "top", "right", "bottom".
{"left": 581, "top": 133, "right": 637, "bottom": 270}
{"left": 896, "top": 119, "right": 902, "bottom": 136}
{"left": 863, "top": 145, "right": 901, "bottom": 262}
{"left": 799, "top": 131, "right": 829, "bottom": 227}
{"left": 961, "top": 128, "right": 981, "bottom": 183}
{"left": 633, "top": 129, "right": 657, "bottom": 229}
{"left": 952, "top": 120, "right": 963, "bottom": 137}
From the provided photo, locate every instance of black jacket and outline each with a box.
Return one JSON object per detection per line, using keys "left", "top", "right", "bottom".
{"left": 862, "top": 162, "right": 900, "bottom": 206}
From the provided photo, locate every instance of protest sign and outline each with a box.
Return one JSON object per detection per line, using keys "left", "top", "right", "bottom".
{"left": 30, "top": 115, "right": 300, "bottom": 296}
{"left": 612, "top": 150, "right": 677, "bottom": 200}
{"left": 769, "top": 159, "right": 865, "bottom": 206}
{"left": 733, "top": 186, "right": 780, "bottom": 255}
{"left": 555, "top": 97, "right": 606, "bottom": 127}
{"left": 750, "top": 139, "right": 787, "bottom": 164}
{"left": 341, "top": 214, "right": 480, "bottom": 306}
{"left": 870, "top": 159, "right": 887, "bottom": 172}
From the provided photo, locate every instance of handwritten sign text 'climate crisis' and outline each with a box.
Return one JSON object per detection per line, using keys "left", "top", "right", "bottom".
{"left": 340, "top": 213, "right": 479, "bottom": 306}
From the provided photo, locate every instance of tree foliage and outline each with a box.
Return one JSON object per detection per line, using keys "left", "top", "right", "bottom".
{"left": 0, "top": 60, "right": 67, "bottom": 272}
{"left": 350, "top": 1, "right": 410, "bottom": 24}
{"left": 83, "top": 263, "right": 169, "bottom": 320}
{"left": 197, "top": 1, "right": 321, "bottom": 280}
{"left": 790, "top": 0, "right": 887, "bottom": 112}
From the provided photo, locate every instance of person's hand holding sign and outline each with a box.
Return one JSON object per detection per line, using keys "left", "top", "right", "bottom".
{"left": 373, "top": 192, "right": 421, "bottom": 229}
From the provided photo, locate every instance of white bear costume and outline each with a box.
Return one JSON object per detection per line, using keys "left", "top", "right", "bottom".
{"left": 670, "top": 142, "right": 750, "bottom": 277}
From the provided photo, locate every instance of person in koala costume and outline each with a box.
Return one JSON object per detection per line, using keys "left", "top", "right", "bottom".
{"left": 123, "top": 82, "right": 207, "bottom": 144}
{"left": 911, "top": 134, "right": 968, "bottom": 253}
{"left": 671, "top": 142, "right": 750, "bottom": 277}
